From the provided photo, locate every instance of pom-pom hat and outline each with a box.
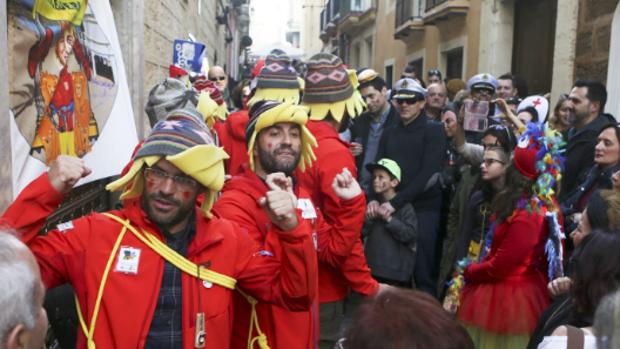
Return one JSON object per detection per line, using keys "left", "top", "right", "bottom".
{"left": 248, "top": 49, "right": 302, "bottom": 106}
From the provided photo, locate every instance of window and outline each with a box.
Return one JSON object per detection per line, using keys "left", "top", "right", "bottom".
{"left": 445, "top": 47, "right": 463, "bottom": 80}
{"left": 409, "top": 58, "right": 423, "bottom": 80}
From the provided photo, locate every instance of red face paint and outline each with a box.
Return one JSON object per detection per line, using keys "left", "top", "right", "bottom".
{"left": 182, "top": 191, "right": 191, "bottom": 199}
{"left": 267, "top": 142, "right": 273, "bottom": 150}
{"left": 146, "top": 178, "right": 155, "bottom": 190}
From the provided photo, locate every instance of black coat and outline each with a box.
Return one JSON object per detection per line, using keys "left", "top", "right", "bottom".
{"left": 376, "top": 110, "right": 447, "bottom": 211}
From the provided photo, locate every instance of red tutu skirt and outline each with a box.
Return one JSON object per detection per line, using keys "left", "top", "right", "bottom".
{"left": 458, "top": 273, "right": 550, "bottom": 334}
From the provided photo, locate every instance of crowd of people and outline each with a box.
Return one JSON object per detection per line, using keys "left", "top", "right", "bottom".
{"left": 2, "top": 48, "right": 620, "bottom": 349}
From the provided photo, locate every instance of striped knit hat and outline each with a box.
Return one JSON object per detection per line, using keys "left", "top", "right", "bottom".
{"left": 302, "top": 53, "right": 365, "bottom": 122}
{"left": 107, "top": 108, "right": 229, "bottom": 218}
{"left": 193, "top": 76, "right": 229, "bottom": 125}
{"left": 248, "top": 49, "right": 302, "bottom": 106}
{"left": 145, "top": 78, "right": 198, "bottom": 127}
{"left": 245, "top": 100, "right": 317, "bottom": 172}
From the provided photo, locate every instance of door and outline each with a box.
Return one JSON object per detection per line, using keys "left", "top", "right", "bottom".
{"left": 512, "top": 0, "right": 557, "bottom": 94}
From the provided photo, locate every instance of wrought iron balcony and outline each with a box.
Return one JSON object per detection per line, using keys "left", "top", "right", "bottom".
{"left": 394, "top": 0, "right": 424, "bottom": 41}
{"left": 424, "top": 0, "right": 469, "bottom": 24}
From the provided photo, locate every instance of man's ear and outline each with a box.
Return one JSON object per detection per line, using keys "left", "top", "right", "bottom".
{"left": 6, "top": 324, "right": 28, "bottom": 349}
{"left": 390, "top": 179, "right": 400, "bottom": 187}
{"left": 591, "top": 101, "right": 601, "bottom": 115}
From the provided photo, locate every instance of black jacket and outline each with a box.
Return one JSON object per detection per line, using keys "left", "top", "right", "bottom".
{"left": 560, "top": 113, "right": 616, "bottom": 199}
{"left": 349, "top": 105, "right": 399, "bottom": 186}
{"left": 376, "top": 110, "right": 447, "bottom": 210}
{"left": 560, "top": 162, "right": 620, "bottom": 217}
{"left": 362, "top": 202, "right": 418, "bottom": 283}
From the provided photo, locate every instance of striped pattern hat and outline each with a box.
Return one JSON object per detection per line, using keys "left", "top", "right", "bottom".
{"left": 249, "top": 49, "right": 302, "bottom": 105}
{"left": 302, "top": 53, "right": 365, "bottom": 122}
{"left": 107, "top": 108, "right": 228, "bottom": 218}
{"left": 144, "top": 78, "right": 198, "bottom": 127}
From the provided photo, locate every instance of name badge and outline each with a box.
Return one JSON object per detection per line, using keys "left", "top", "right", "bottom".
{"left": 115, "top": 246, "right": 141, "bottom": 274}
{"left": 297, "top": 198, "right": 317, "bottom": 220}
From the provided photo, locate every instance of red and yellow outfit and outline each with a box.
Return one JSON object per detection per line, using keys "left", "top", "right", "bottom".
{"left": 458, "top": 208, "right": 551, "bottom": 348}
{"left": 214, "top": 165, "right": 366, "bottom": 348}
{"left": 213, "top": 109, "right": 249, "bottom": 176}
{"left": 1, "top": 173, "right": 317, "bottom": 349}
{"left": 295, "top": 120, "right": 379, "bottom": 303}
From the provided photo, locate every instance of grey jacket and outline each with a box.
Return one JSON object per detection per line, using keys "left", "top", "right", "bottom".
{"left": 362, "top": 203, "right": 418, "bottom": 284}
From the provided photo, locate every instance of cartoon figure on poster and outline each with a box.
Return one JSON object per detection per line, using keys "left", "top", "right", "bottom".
{"left": 9, "top": 0, "right": 119, "bottom": 165}
{"left": 28, "top": 20, "right": 99, "bottom": 163}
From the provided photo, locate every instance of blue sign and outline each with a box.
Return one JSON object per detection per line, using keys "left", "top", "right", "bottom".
{"left": 172, "top": 39, "right": 206, "bottom": 73}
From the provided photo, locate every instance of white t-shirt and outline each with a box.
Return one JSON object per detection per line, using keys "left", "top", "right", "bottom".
{"left": 537, "top": 328, "right": 597, "bottom": 349}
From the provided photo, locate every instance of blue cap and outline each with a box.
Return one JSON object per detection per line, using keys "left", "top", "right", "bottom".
{"left": 467, "top": 73, "right": 498, "bottom": 91}
{"left": 392, "top": 78, "right": 427, "bottom": 99}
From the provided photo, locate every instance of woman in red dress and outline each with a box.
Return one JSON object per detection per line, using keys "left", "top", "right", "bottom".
{"left": 457, "top": 123, "right": 565, "bottom": 348}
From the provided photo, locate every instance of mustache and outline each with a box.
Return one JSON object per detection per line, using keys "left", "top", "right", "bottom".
{"left": 149, "top": 192, "right": 180, "bottom": 206}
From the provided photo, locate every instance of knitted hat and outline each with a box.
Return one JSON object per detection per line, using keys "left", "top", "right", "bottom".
{"left": 194, "top": 76, "right": 229, "bottom": 126}
{"left": 301, "top": 53, "right": 365, "bottom": 122}
{"left": 145, "top": 78, "right": 198, "bottom": 127}
{"left": 392, "top": 78, "right": 427, "bottom": 99}
{"left": 245, "top": 100, "right": 317, "bottom": 172}
{"left": 248, "top": 49, "right": 302, "bottom": 106}
{"left": 106, "top": 108, "right": 229, "bottom": 218}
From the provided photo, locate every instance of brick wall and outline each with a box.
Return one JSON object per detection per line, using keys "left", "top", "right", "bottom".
{"left": 574, "top": 0, "right": 619, "bottom": 82}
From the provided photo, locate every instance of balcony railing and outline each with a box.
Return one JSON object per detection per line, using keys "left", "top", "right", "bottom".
{"left": 425, "top": 0, "right": 447, "bottom": 11}
{"left": 395, "top": 0, "right": 424, "bottom": 28}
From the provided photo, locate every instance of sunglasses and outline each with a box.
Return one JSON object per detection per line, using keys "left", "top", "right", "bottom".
{"left": 395, "top": 98, "right": 419, "bottom": 105}
{"left": 209, "top": 76, "right": 226, "bottom": 81}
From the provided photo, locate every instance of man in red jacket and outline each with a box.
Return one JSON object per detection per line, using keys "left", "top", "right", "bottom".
{"left": 1, "top": 108, "right": 317, "bottom": 349}
{"left": 214, "top": 100, "right": 373, "bottom": 348}
{"left": 298, "top": 53, "right": 377, "bottom": 348}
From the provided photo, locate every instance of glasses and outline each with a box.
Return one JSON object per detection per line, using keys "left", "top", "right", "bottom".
{"left": 209, "top": 76, "right": 226, "bottom": 81}
{"left": 482, "top": 158, "right": 505, "bottom": 167}
{"left": 472, "top": 88, "right": 493, "bottom": 96}
{"left": 395, "top": 98, "right": 419, "bottom": 105}
{"left": 428, "top": 69, "right": 441, "bottom": 76}
{"left": 144, "top": 167, "right": 198, "bottom": 190}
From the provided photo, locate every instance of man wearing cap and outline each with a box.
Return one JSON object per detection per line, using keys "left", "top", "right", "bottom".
{"left": 215, "top": 100, "right": 369, "bottom": 348}
{"left": 216, "top": 49, "right": 302, "bottom": 176}
{"left": 298, "top": 53, "right": 380, "bottom": 348}
{"left": 467, "top": 73, "right": 498, "bottom": 103}
{"left": 1, "top": 108, "right": 317, "bottom": 348}
{"left": 374, "top": 78, "right": 447, "bottom": 296}
{"left": 349, "top": 69, "right": 400, "bottom": 194}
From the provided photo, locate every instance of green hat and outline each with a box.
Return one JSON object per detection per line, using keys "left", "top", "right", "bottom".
{"left": 365, "top": 158, "right": 401, "bottom": 181}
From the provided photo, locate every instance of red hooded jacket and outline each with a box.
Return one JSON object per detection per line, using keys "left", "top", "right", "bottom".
{"left": 214, "top": 109, "right": 250, "bottom": 175}
{"left": 1, "top": 173, "right": 317, "bottom": 349}
{"left": 295, "top": 120, "right": 378, "bottom": 303}
{"left": 213, "top": 165, "right": 367, "bottom": 348}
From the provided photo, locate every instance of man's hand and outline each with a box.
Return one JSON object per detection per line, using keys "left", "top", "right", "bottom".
{"left": 378, "top": 206, "right": 393, "bottom": 222}
{"left": 349, "top": 142, "right": 363, "bottom": 157}
{"left": 365, "top": 200, "right": 381, "bottom": 219}
{"left": 259, "top": 172, "right": 299, "bottom": 231}
{"left": 47, "top": 155, "right": 92, "bottom": 194}
{"left": 331, "top": 168, "right": 362, "bottom": 200}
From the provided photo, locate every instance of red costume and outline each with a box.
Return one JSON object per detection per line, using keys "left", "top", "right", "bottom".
{"left": 214, "top": 165, "right": 366, "bottom": 348}
{"left": 295, "top": 120, "right": 378, "bottom": 303}
{"left": 214, "top": 109, "right": 249, "bottom": 175}
{"left": 458, "top": 208, "right": 550, "bottom": 334}
{"left": 2, "top": 174, "right": 317, "bottom": 349}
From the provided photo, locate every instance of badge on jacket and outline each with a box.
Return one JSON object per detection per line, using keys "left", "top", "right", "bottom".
{"left": 297, "top": 198, "right": 317, "bottom": 219}
{"left": 115, "top": 246, "right": 141, "bottom": 274}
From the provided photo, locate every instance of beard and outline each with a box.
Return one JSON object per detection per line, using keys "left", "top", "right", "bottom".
{"left": 141, "top": 191, "right": 195, "bottom": 231}
{"left": 257, "top": 144, "right": 301, "bottom": 176}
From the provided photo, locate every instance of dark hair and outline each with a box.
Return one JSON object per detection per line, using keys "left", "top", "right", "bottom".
{"left": 404, "top": 64, "right": 417, "bottom": 75}
{"left": 492, "top": 164, "right": 534, "bottom": 221}
{"left": 519, "top": 106, "right": 539, "bottom": 122}
{"left": 231, "top": 79, "right": 251, "bottom": 109}
{"left": 498, "top": 73, "right": 515, "bottom": 86}
{"left": 598, "top": 122, "right": 620, "bottom": 147}
{"left": 428, "top": 69, "right": 442, "bottom": 80}
{"left": 482, "top": 125, "right": 517, "bottom": 155}
{"left": 359, "top": 76, "right": 387, "bottom": 91}
{"left": 574, "top": 80, "right": 608, "bottom": 111}
{"left": 571, "top": 231, "right": 620, "bottom": 325}
{"left": 514, "top": 75, "right": 529, "bottom": 98}
{"left": 343, "top": 289, "right": 474, "bottom": 349}
{"left": 586, "top": 190, "right": 620, "bottom": 231}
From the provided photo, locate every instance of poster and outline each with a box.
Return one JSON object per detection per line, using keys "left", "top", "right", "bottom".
{"left": 8, "top": 0, "right": 138, "bottom": 197}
